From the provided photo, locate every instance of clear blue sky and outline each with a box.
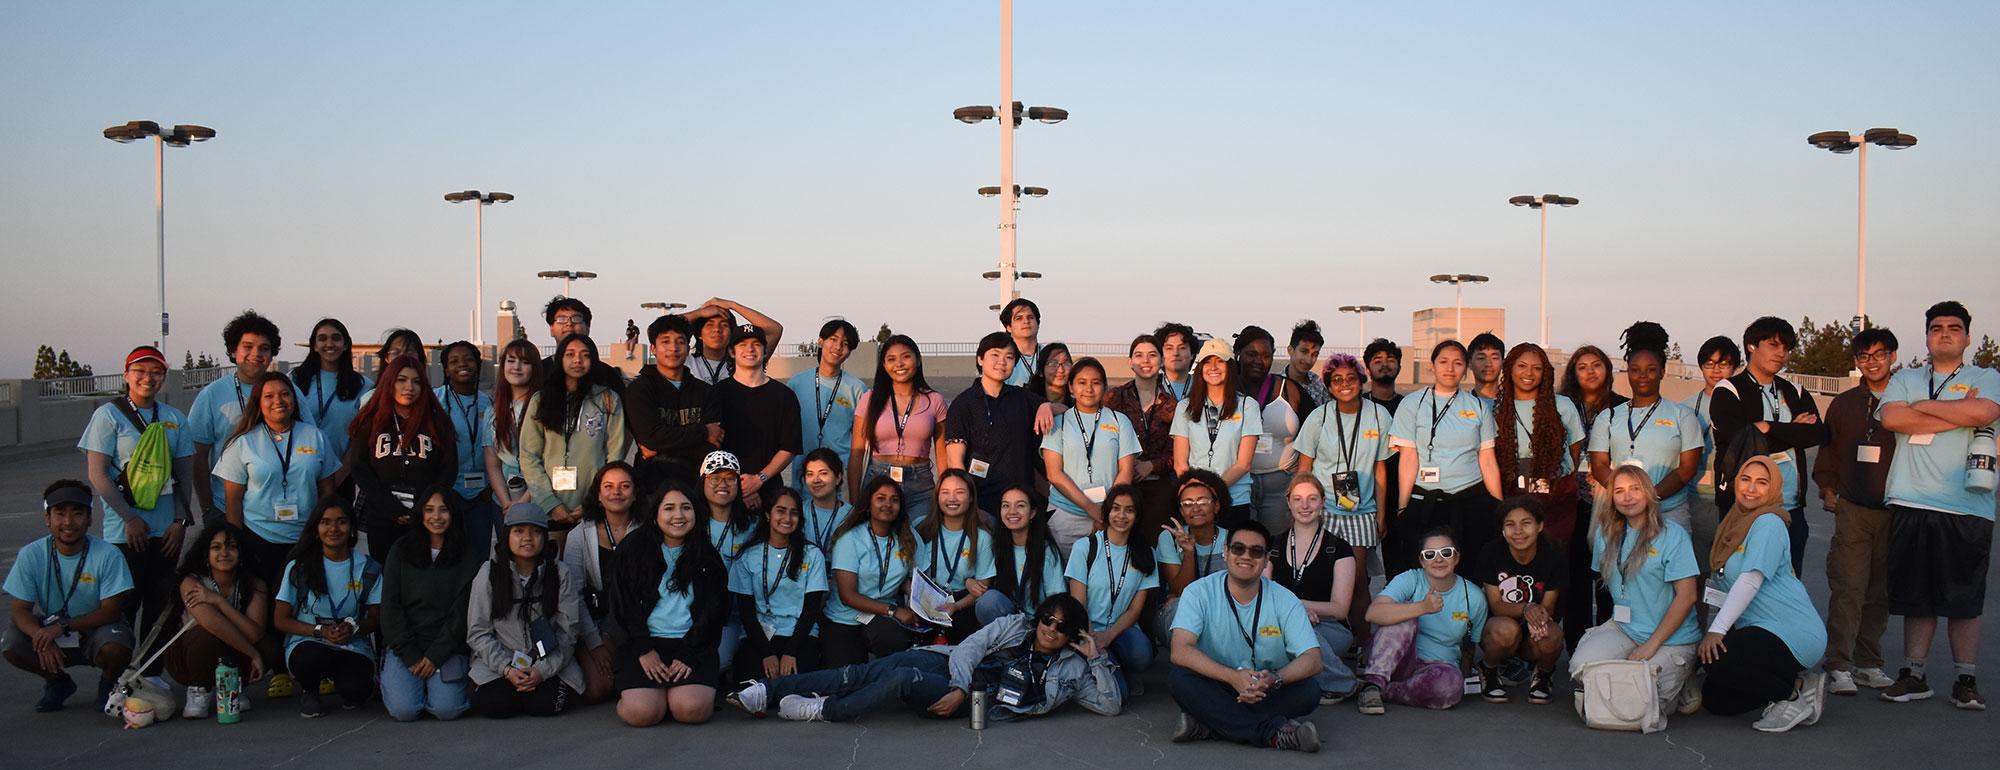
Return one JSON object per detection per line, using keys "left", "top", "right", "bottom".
{"left": 3, "top": 1, "right": 1995, "bottom": 374}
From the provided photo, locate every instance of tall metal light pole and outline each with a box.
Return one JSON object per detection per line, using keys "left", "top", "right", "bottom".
{"left": 103, "top": 121, "right": 216, "bottom": 352}
{"left": 954, "top": 0, "right": 1068, "bottom": 310}
{"left": 1507, "top": 194, "right": 1579, "bottom": 347}
{"left": 640, "top": 301, "right": 688, "bottom": 315}
{"left": 1338, "top": 305, "right": 1386, "bottom": 349}
{"left": 445, "top": 190, "right": 514, "bottom": 346}
{"left": 1428, "top": 274, "right": 1490, "bottom": 342}
{"left": 1807, "top": 128, "right": 1917, "bottom": 327}
{"left": 537, "top": 270, "right": 597, "bottom": 298}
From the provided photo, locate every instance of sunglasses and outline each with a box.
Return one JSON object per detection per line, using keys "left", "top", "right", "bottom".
{"left": 1421, "top": 547, "right": 1458, "bottom": 561}
{"left": 1226, "top": 542, "right": 1269, "bottom": 559}
{"left": 1179, "top": 499, "right": 1215, "bottom": 509}
{"left": 1035, "top": 613, "right": 1072, "bottom": 633}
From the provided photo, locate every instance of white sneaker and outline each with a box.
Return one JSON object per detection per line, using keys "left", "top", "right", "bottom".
{"left": 1827, "top": 669, "right": 1858, "bottom": 696}
{"left": 1675, "top": 673, "right": 1705, "bottom": 716}
{"left": 1802, "top": 672, "right": 1827, "bottom": 725}
{"left": 778, "top": 694, "right": 827, "bottom": 722}
{"left": 182, "top": 686, "right": 213, "bottom": 719}
{"left": 1752, "top": 696, "right": 1812, "bottom": 733}
{"left": 1854, "top": 667, "right": 1896, "bottom": 689}
{"left": 234, "top": 693, "right": 253, "bottom": 713}
{"left": 727, "top": 682, "right": 768, "bottom": 716}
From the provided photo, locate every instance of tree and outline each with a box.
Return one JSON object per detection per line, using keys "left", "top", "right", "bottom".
{"left": 32, "top": 345, "right": 93, "bottom": 379}
{"left": 874, "top": 323, "right": 893, "bottom": 344}
{"left": 183, "top": 351, "right": 216, "bottom": 370}
{"left": 1974, "top": 335, "right": 1999, "bottom": 369}
{"left": 1787, "top": 316, "right": 1856, "bottom": 377}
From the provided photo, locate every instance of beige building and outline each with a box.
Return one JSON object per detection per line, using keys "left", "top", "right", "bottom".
{"left": 1412, "top": 307, "right": 1505, "bottom": 352}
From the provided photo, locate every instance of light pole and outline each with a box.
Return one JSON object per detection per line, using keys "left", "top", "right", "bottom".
{"left": 102, "top": 120, "right": 216, "bottom": 352}
{"left": 1507, "top": 194, "right": 1579, "bottom": 347}
{"left": 1428, "top": 274, "right": 1490, "bottom": 342}
{"left": 981, "top": 266, "right": 1044, "bottom": 311}
{"left": 639, "top": 302, "right": 688, "bottom": 314}
{"left": 953, "top": 0, "right": 1068, "bottom": 311}
{"left": 537, "top": 270, "right": 597, "bottom": 298}
{"left": 1807, "top": 128, "right": 1917, "bottom": 326}
{"left": 445, "top": 190, "right": 514, "bottom": 345}
{"left": 1337, "top": 305, "right": 1386, "bottom": 349}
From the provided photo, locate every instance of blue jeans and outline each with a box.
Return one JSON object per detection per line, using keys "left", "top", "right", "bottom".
{"left": 763, "top": 649, "right": 958, "bottom": 722}
{"left": 1107, "top": 625, "right": 1153, "bottom": 682}
{"left": 974, "top": 590, "right": 1018, "bottom": 626}
{"left": 719, "top": 616, "right": 743, "bottom": 673}
{"left": 1311, "top": 621, "right": 1357, "bottom": 695}
{"left": 379, "top": 651, "right": 471, "bottom": 722}
{"left": 1168, "top": 665, "right": 1319, "bottom": 745}
{"left": 865, "top": 461, "right": 934, "bottom": 526}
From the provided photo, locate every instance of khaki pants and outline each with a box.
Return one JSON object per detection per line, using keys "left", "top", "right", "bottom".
{"left": 1823, "top": 498, "right": 1891, "bottom": 672}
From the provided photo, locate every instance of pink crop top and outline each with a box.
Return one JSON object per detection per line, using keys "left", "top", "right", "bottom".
{"left": 858, "top": 389, "right": 947, "bottom": 457}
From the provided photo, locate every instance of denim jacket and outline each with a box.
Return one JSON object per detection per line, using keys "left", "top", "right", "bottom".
{"left": 922, "top": 613, "right": 1124, "bottom": 719}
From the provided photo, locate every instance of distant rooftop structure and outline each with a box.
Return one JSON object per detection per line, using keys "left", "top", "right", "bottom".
{"left": 1413, "top": 307, "right": 1504, "bottom": 352}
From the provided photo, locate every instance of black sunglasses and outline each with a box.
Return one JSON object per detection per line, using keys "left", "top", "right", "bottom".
{"left": 1227, "top": 542, "right": 1269, "bottom": 559}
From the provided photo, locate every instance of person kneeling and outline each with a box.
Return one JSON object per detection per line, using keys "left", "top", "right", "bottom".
{"left": 467, "top": 502, "right": 586, "bottom": 718}
{"left": 1700, "top": 456, "right": 1829, "bottom": 733}
{"left": 729, "top": 594, "right": 1120, "bottom": 723}
{"left": 607, "top": 482, "right": 730, "bottom": 727}
{"left": 3, "top": 481, "right": 136, "bottom": 713}
{"left": 1166, "top": 523, "right": 1323, "bottom": 753}
{"left": 1355, "top": 527, "right": 1489, "bottom": 715}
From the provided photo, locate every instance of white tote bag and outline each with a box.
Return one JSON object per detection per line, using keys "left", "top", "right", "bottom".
{"left": 1574, "top": 659, "right": 1663, "bottom": 733}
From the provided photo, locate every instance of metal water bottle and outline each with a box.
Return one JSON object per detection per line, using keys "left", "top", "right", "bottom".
{"left": 969, "top": 690, "right": 988, "bottom": 730}
{"left": 1968, "top": 427, "right": 1997, "bottom": 494}
{"left": 215, "top": 661, "right": 241, "bottom": 724}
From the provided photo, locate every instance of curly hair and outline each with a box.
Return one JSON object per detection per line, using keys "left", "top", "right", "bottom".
{"left": 1495, "top": 343, "right": 1566, "bottom": 485}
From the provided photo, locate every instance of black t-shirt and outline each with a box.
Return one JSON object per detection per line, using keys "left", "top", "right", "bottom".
{"left": 716, "top": 377, "right": 803, "bottom": 477}
{"left": 944, "top": 384, "right": 1046, "bottom": 505}
{"left": 1367, "top": 390, "right": 1404, "bottom": 416}
{"left": 1476, "top": 538, "right": 1568, "bottom": 607}
{"left": 1268, "top": 528, "right": 1355, "bottom": 610}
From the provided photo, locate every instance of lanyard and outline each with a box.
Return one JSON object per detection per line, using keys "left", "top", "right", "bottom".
{"left": 1512, "top": 404, "right": 1536, "bottom": 457}
{"left": 603, "top": 519, "right": 625, "bottom": 550}
{"left": 272, "top": 427, "right": 297, "bottom": 496}
{"left": 871, "top": 533, "right": 894, "bottom": 592}
{"left": 1103, "top": 534, "right": 1131, "bottom": 609}
{"left": 1929, "top": 367, "right": 1960, "bottom": 401}
{"left": 128, "top": 398, "right": 157, "bottom": 428}
{"left": 811, "top": 504, "right": 838, "bottom": 549}
{"left": 1203, "top": 402, "right": 1223, "bottom": 468}
{"left": 315, "top": 371, "right": 339, "bottom": 423}
{"left": 759, "top": 544, "right": 785, "bottom": 604}
{"left": 1625, "top": 400, "right": 1662, "bottom": 456}
{"left": 1073, "top": 410, "right": 1104, "bottom": 483}
{"left": 1229, "top": 581, "right": 1266, "bottom": 669}
{"left": 1165, "top": 377, "right": 1190, "bottom": 401}
{"left": 1861, "top": 391, "right": 1882, "bottom": 444}
{"left": 1423, "top": 389, "right": 1458, "bottom": 464}
{"left": 813, "top": 375, "right": 840, "bottom": 447}
{"left": 696, "top": 356, "right": 729, "bottom": 383}
{"left": 46, "top": 539, "right": 90, "bottom": 617}
{"left": 891, "top": 390, "right": 918, "bottom": 453}
{"left": 1193, "top": 534, "right": 1220, "bottom": 578}
{"left": 1287, "top": 527, "right": 1322, "bottom": 584}
{"left": 932, "top": 527, "right": 967, "bottom": 584}
{"left": 447, "top": 389, "right": 480, "bottom": 460}
{"left": 1332, "top": 405, "right": 1363, "bottom": 471}
{"left": 562, "top": 391, "right": 589, "bottom": 466}
{"left": 324, "top": 557, "right": 360, "bottom": 620}
{"left": 234, "top": 378, "right": 251, "bottom": 410}
{"left": 1759, "top": 381, "right": 1785, "bottom": 421}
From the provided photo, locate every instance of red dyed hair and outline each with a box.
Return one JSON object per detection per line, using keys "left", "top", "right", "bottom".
{"left": 349, "top": 355, "right": 452, "bottom": 451}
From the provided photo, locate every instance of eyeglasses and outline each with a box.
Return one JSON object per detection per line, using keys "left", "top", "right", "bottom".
{"left": 1328, "top": 375, "right": 1363, "bottom": 385}
{"left": 1854, "top": 350, "right": 1894, "bottom": 363}
{"left": 1420, "top": 547, "right": 1458, "bottom": 561}
{"left": 1226, "top": 542, "right": 1269, "bottom": 559}
{"left": 1179, "top": 499, "right": 1215, "bottom": 509}
{"left": 553, "top": 314, "right": 587, "bottom": 325}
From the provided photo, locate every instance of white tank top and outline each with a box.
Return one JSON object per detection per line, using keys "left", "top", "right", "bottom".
{"left": 1252, "top": 380, "right": 1302, "bottom": 474}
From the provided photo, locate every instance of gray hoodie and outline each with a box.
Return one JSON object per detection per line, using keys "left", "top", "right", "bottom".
{"left": 465, "top": 557, "right": 586, "bottom": 693}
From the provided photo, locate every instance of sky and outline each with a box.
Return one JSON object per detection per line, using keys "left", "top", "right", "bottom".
{"left": 3, "top": 1, "right": 1996, "bottom": 375}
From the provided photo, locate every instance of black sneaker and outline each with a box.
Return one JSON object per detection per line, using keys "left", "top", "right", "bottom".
{"left": 1880, "top": 668, "right": 1933, "bottom": 703}
{"left": 35, "top": 674, "right": 77, "bottom": 713}
{"left": 1479, "top": 665, "right": 1509, "bottom": 703}
{"left": 1271, "top": 720, "right": 1320, "bottom": 753}
{"left": 1171, "top": 711, "right": 1212, "bottom": 743}
{"left": 1952, "top": 676, "right": 1986, "bottom": 710}
{"left": 1527, "top": 670, "right": 1555, "bottom": 705}
{"left": 298, "top": 690, "right": 326, "bottom": 719}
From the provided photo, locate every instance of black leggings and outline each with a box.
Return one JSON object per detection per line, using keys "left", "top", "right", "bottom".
{"left": 1702, "top": 626, "right": 1805, "bottom": 716}
{"left": 472, "top": 678, "right": 576, "bottom": 718}
{"left": 287, "top": 643, "right": 376, "bottom": 705}
{"left": 732, "top": 636, "right": 825, "bottom": 682}
{"left": 1563, "top": 498, "right": 1596, "bottom": 654}
{"left": 820, "top": 617, "right": 917, "bottom": 668}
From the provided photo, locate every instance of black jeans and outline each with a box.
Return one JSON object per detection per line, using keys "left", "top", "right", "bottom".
{"left": 287, "top": 642, "right": 377, "bottom": 705}
{"left": 1167, "top": 665, "right": 1319, "bottom": 745}
{"left": 119, "top": 539, "right": 178, "bottom": 640}
{"left": 820, "top": 617, "right": 918, "bottom": 668}
{"left": 472, "top": 678, "right": 575, "bottom": 718}
{"left": 1702, "top": 626, "right": 1805, "bottom": 716}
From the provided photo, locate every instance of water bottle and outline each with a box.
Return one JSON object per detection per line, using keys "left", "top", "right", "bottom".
{"left": 507, "top": 475, "right": 529, "bottom": 503}
{"left": 1968, "top": 428, "right": 1997, "bottom": 494}
{"left": 215, "top": 661, "right": 241, "bottom": 724}
{"left": 968, "top": 690, "right": 988, "bottom": 730}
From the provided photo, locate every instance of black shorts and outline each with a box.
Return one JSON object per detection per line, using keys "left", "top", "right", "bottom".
{"left": 1887, "top": 505, "right": 1993, "bottom": 619}
{"left": 613, "top": 636, "right": 721, "bottom": 692}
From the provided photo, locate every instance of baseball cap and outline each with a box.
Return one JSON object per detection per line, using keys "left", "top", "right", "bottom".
{"left": 502, "top": 501, "right": 550, "bottom": 530}
{"left": 701, "top": 450, "right": 742, "bottom": 476}
{"left": 125, "top": 346, "right": 168, "bottom": 370}
{"left": 1195, "top": 339, "right": 1234, "bottom": 364}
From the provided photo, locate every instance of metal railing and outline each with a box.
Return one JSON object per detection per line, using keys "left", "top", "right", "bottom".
{"left": 34, "top": 373, "right": 127, "bottom": 399}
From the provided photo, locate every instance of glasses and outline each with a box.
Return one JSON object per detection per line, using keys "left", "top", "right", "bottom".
{"left": 1179, "top": 499, "right": 1215, "bottom": 509}
{"left": 1854, "top": 350, "right": 1894, "bottom": 363}
{"left": 1328, "top": 375, "right": 1363, "bottom": 385}
{"left": 1226, "top": 542, "right": 1269, "bottom": 559}
{"left": 1420, "top": 547, "right": 1458, "bottom": 561}
{"left": 553, "top": 314, "right": 587, "bottom": 325}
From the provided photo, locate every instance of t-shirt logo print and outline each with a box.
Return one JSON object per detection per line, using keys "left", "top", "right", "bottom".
{"left": 1494, "top": 571, "right": 1536, "bottom": 604}
{"left": 1258, "top": 625, "right": 1282, "bottom": 637}
{"left": 375, "top": 434, "right": 434, "bottom": 459}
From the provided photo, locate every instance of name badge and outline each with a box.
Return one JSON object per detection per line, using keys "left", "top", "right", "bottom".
{"left": 160, "top": 477, "right": 176, "bottom": 496}
{"left": 888, "top": 466, "right": 905, "bottom": 483}
{"left": 1909, "top": 433, "right": 1935, "bottom": 446}
{"left": 968, "top": 459, "right": 991, "bottom": 479}
{"left": 1771, "top": 453, "right": 1793, "bottom": 465}
{"left": 1083, "top": 487, "right": 1107, "bottom": 504}
{"left": 760, "top": 622, "right": 777, "bottom": 640}
{"left": 1419, "top": 467, "right": 1441, "bottom": 485}
{"left": 1256, "top": 436, "right": 1275, "bottom": 453}
{"left": 552, "top": 466, "right": 579, "bottom": 492}
{"left": 274, "top": 503, "right": 300, "bottom": 522}
{"left": 1703, "top": 585, "right": 1727, "bottom": 608}
{"left": 1612, "top": 604, "right": 1633, "bottom": 624}
{"left": 56, "top": 631, "right": 81, "bottom": 649}
{"left": 1517, "top": 476, "right": 1550, "bottom": 495}
{"left": 510, "top": 650, "right": 534, "bottom": 669}
{"left": 1857, "top": 445, "right": 1882, "bottom": 464}
{"left": 462, "top": 473, "right": 488, "bottom": 491}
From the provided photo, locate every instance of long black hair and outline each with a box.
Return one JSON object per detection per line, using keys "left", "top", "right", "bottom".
{"left": 1027, "top": 341, "right": 1073, "bottom": 404}
{"left": 830, "top": 475, "right": 916, "bottom": 566}
{"left": 284, "top": 498, "right": 364, "bottom": 600}
{"left": 294, "top": 318, "right": 364, "bottom": 401}
{"left": 986, "top": 483, "right": 1056, "bottom": 602}
{"left": 381, "top": 327, "right": 427, "bottom": 368}
{"left": 537, "top": 333, "right": 602, "bottom": 431}
{"left": 1098, "top": 484, "right": 1157, "bottom": 576}
{"left": 861, "top": 334, "right": 935, "bottom": 452}
{"left": 398, "top": 483, "right": 467, "bottom": 568}
{"left": 487, "top": 518, "right": 560, "bottom": 623}
{"left": 581, "top": 461, "right": 639, "bottom": 523}
{"left": 914, "top": 469, "right": 987, "bottom": 567}
{"left": 744, "top": 485, "right": 811, "bottom": 580}
{"left": 613, "top": 480, "right": 728, "bottom": 621}
{"left": 177, "top": 522, "right": 261, "bottom": 588}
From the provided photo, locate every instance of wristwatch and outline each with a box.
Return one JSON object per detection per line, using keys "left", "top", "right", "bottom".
{"left": 312, "top": 624, "right": 324, "bottom": 639}
{"left": 1270, "top": 673, "right": 1286, "bottom": 689}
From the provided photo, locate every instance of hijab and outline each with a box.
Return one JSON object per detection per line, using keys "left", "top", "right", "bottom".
{"left": 1710, "top": 454, "right": 1791, "bottom": 572}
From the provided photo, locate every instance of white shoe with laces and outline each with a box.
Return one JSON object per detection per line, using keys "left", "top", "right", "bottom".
{"left": 1854, "top": 667, "right": 1896, "bottom": 689}
{"left": 1827, "top": 670, "right": 1858, "bottom": 696}
{"left": 778, "top": 694, "right": 827, "bottom": 722}
{"left": 727, "top": 682, "right": 768, "bottom": 716}
{"left": 182, "top": 686, "right": 212, "bottom": 719}
{"left": 1753, "top": 696, "right": 1812, "bottom": 733}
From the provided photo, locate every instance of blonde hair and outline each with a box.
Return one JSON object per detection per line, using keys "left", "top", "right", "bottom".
{"left": 1592, "top": 465, "right": 1663, "bottom": 580}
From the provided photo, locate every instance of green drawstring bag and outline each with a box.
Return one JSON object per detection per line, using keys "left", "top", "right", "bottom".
{"left": 113, "top": 401, "right": 172, "bottom": 510}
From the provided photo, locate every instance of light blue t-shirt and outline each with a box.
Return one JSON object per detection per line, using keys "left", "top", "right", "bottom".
{"left": 804, "top": 502, "right": 851, "bottom": 554}
{"left": 77, "top": 399, "right": 195, "bottom": 544}
{"left": 1064, "top": 533, "right": 1160, "bottom": 630}
{"left": 277, "top": 554, "right": 382, "bottom": 659}
{"left": 1589, "top": 399, "right": 1704, "bottom": 512}
{"left": 1155, "top": 527, "right": 1230, "bottom": 583}
{"left": 1592, "top": 518, "right": 1702, "bottom": 646}
{"left": 646, "top": 545, "right": 696, "bottom": 638}
{"left": 1170, "top": 572, "right": 1317, "bottom": 671}
{"left": 301, "top": 370, "right": 370, "bottom": 463}
{"left": 486, "top": 398, "right": 531, "bottom": 484}
{"left": 1293, "top": 401, "right": 1396, "bottom": 517}
{"left": 188, "top": 374, "right": 317, "bottom": 509}
{"left": 727, "top": 543, "right": 829, "bottom": 637}
{"left": 434, "top": 385, "right": 494, "bottom": 498}
{"left": 1388, "top": 388, "right": 1498, "bottom": 495}
{"left": 1378, "top": 570, "right": 1489, "bottom": 663}
{"left": 1170, "top": 395, "right": 1266, "bottom": 506}
{"left": 1880, "top": 365, "right": 2000, "bottom": 521}
{"left": 786, "top": 370, "right": 867, "bottom": 481}
{"left": 1009, "top": 543, "right": 1067, "bottom": 606}
{"left": 1006, "top": 353, "right": 1035, "bottom": 387}
{"left": 212, "top": 422, "right": 341, "bottom": 544}
{"left": 825, "top": 528, "right": 914, "bottom": 626}
{"left": 1040, "top": 407, "right": 1140, "bottom": 516}
{"left": 1717, "top": 514, "right": 1827, "bottom": 667}
{"left": 1506, "top": 397, "right": 1586, "bottom": 475}
{"left": 709, "top": 517, "right": 755, "bottom": 567}
{"left": 2, "top": 535, "right": 134, "bottom": 618}
{"left": 918, "top": 524, "right": 998, "bottom": 592}
{"left": 1680, "top": 390, "right": 1714, "bottom": 490}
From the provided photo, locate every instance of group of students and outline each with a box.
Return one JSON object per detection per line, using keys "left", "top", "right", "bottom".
{"left": 5, "top": 295, "right": 1994, "bottom": 751}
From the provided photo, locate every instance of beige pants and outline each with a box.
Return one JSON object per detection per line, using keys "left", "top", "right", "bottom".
{"left": 1569, "top": 621, "right": 1696, "bottom": 731}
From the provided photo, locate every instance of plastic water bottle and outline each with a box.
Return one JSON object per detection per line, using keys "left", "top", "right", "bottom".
{"left": 215, "top": 661, "right": 241, "bottom": 724}
{"left": 1968, "top": 428, "right": 1997, "bottom": 494}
